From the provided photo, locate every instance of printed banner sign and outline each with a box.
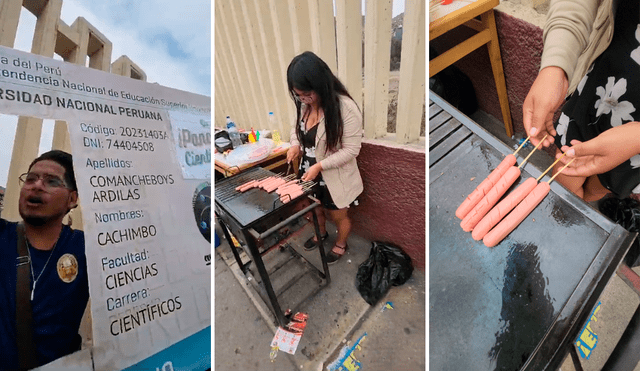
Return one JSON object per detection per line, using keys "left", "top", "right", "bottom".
{"left": 169, "top": 110, "right": 212, "bottom": 179}
{"left": 0, "top": 45, "right": 210, "bottom": 370}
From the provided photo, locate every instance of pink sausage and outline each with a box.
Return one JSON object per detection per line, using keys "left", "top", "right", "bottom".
{"left": 483, "top": 182, "right": 551, "bottom": 247}
{"left": 281, "top": 189, "right": 304, "bottom": 203}
{"left": 282, "top": 188, "right": 303, "bottom": 198}
{"left": 265, "top": 179, "right": 287, "bottom": 193}
{"left": 277, "top": 179, "right": 299, "bottom": 190}
{"left": 236, "top": 179, "right": 256, "bottom": 191}
{"left": 456, "top": 154, "right": 517, "bottom": 219}
{"left": 277, "top": 183, "right": 302, "bottom": 195}
{"left": 238, "top": 180, "right": 258, "bottom": 192}
{"left": 260, "top": 177, "right": 278, "bottom": 189}
{"left": 255, "top": 177, "right": 274, "bottom": 188}
{"left": 461, "top": 166, "right": 521, "bottom": 232}
{"left": 472, "top": 177, "right": 537, "bottom": 241}
{"left": 236, "top": 179, "right": 256, "bottom": 192}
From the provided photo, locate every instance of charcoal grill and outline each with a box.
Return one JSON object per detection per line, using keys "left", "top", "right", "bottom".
{"left": 215, "top": 167, "right": 331, "bottom": 327}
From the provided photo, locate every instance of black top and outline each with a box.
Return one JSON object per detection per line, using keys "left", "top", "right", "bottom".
{"left": 0, "top": 219, "right": 89, "bottom": 368}
{"left": 298, "top": 117, "right": 324, "bottom": 185}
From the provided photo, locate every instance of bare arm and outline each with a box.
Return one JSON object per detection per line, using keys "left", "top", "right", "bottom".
{"left": 556, "top": 122, "right": 640, "bottom": 177}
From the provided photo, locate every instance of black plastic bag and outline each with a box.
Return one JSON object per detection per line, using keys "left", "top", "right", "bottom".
{"left": 599, "top": 196, "right": 640, "bottom": 266}
{"left": 355, "top": 241, "right": 413, "bottom": 305}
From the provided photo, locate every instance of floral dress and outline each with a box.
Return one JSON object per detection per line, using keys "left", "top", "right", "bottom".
{"left": 554, "top": 0, "right": 640, "bottom": 197}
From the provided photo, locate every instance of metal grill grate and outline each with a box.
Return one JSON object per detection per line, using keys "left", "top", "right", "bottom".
{"left": 215, "top": 167, "right": 275, "bottom": 204}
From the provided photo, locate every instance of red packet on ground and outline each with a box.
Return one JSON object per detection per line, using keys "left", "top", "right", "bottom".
{"left": 287, "top": 320, "right": 307, "bottom": 334}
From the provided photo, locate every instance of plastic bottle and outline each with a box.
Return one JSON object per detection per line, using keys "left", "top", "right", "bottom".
{"left": 269, "top": 112, "right": 276, "bottom": 130}
{"left": 269, "top": 112, "right": 281, "bottom": 145}
{"left": 226, "top": 116, "right": 242, "bottom": 148}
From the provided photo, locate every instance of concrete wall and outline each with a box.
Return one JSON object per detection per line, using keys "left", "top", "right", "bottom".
{"left": 352, "top": 140, "right": 425, "bottom": 270}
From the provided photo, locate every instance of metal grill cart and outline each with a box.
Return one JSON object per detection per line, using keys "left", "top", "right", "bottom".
{"left": 215, "top": 167, "right": 330, "bottom": 327}
{"left": 429, "top": 91, "right": 637, "bottom": 370}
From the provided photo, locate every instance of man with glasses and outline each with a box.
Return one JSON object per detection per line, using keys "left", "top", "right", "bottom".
{"left": 0, "top": 150, "right": 89, "bottom": 369}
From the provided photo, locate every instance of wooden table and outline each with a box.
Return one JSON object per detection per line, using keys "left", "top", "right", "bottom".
{"left": 430, "top": 0, "right": 514, "bottom": 137}
{"left": 214, "top": 143, "right": 298, "bottom": 178}
{"left": 429, "top": 90, "right": 636, "bottom": 370}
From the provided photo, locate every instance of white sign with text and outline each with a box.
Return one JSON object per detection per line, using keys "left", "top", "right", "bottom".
{"left": 0, "top": 45, "right": 210, "bottom": 371}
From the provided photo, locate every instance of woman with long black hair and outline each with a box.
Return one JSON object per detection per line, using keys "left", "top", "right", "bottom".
{"left": 285, "top": 51, "right": 364, "bottom": 264}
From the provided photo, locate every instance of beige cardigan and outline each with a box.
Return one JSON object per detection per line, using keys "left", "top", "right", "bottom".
{"left": 540, "top": 0, "right": 616, "bottom": 95}
{"left": 289, "top": 95, "right": 364, "bottom": 209}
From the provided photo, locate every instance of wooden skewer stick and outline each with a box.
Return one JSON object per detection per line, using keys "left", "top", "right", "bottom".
{"left": 252, "top": 176, "right": 268, "bottom": 182}
{"left": 518, "top": 134, "right": 548, "bottom": 170}
{"left": 240, "top": 174, "right": 270, "bottom": 185}
{"left": 548, "top": 158, "right": 575, "bottom": 184}
{"left": 301, "top": 182, "right": 317, "bottom": 191}
{"left": 536, "top": 152, "right": 568, "bottom": 182}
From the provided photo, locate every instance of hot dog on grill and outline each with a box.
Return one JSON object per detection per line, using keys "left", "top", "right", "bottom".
{"left": 278, "top": 181, "right": 301, "bottom": 190}
{"left": 238, "top": 180, "right": 259, "bottom": 192}
{"left": 280, "top": 189, "right": 304, "bottom": 203}
{"left": 455, "top": 154, "right": 517, "bottom": 219}
{"left": 265, "top": 178, "right": 287, "bottom": 193}
{"left": 276, "top": 183, "right": 302, "bottom": 195}
{"left": 256, "top": 177, "right": 274, "bottom": 188}
{"left": 460, "top": 165, "right": 521, "bottom": 232}
{"left": 471, "top": 177, "right": 537, "bottom": 241}
{"left": 260, "top": 177, "right": 279, "bottom": 189}
{"left": 277, "top": 179, "right": 299, "bottom": 190}
{"left": 236, "top": 179, "right": 256, "bottom": 191}
{"left": 483, "top": 181, "right": 550, "bottom": 247}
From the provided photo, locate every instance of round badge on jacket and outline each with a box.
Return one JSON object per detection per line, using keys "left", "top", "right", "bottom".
{"left": 57, "top": 253, "right": 79, "bottom": 283}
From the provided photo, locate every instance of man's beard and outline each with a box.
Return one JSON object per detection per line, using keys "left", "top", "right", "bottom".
{"left": 19, "top": 202, "right": 70, "bottom": 227}
{"left": 23, "top": 216, "right": 49, "bottom": 227}
{"left": 20, "top": 209, "right": 66, "bottom": 227}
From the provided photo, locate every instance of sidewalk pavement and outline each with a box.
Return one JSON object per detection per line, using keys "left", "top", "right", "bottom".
{"left": 214, "top": 221, "right": 425, "bottom": 371}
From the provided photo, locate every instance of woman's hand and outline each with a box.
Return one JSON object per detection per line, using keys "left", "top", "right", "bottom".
{"left": 523, "top": 66, "right": 569, "bottom": 147}
{"left": 286, "top": 145, "right": 300, "bottom": 163}
{"left": 302, "top": 163, "right": 322, "bottom": 182}
{"left": 555, "top": 122, "right": 640, "bottom": 177}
